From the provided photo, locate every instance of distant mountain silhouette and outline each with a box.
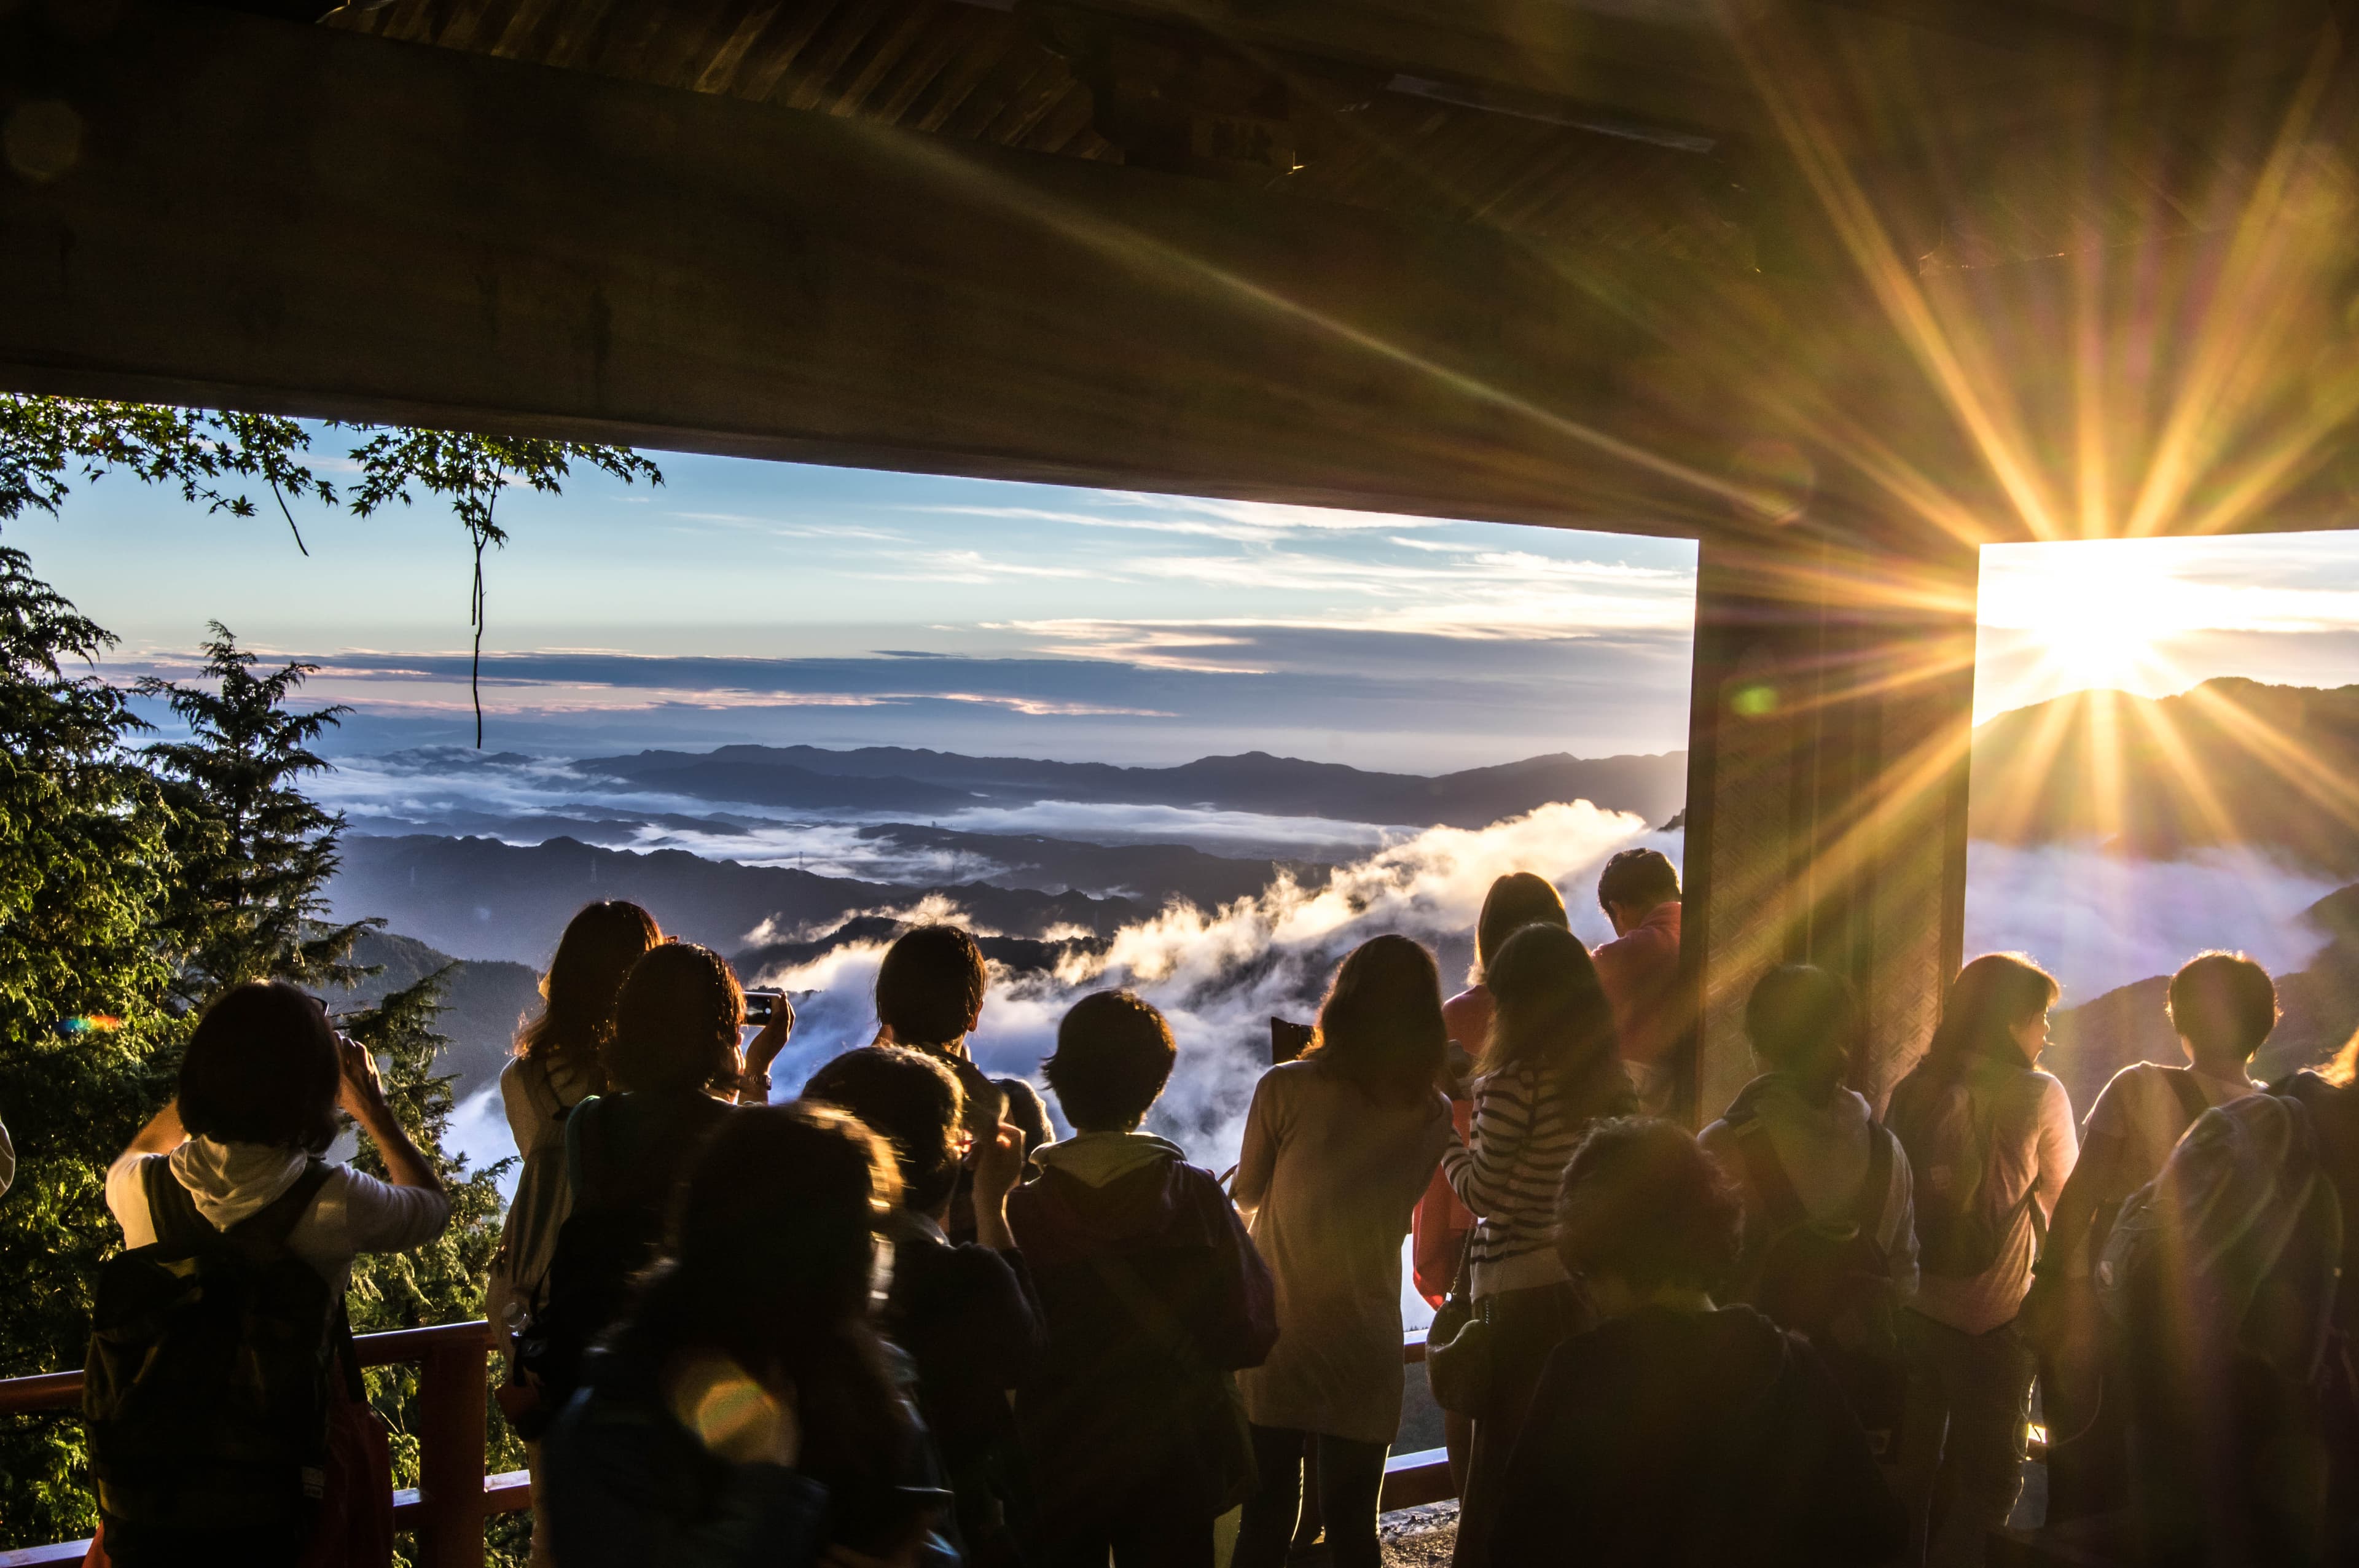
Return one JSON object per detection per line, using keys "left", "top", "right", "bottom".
{"left": 316, "top": 929, "right": 542, "bottom": 1106}
{"left": 852, "top": 824, "right": 1331, "bottom": 910}
{"left": 570, "top": 744, "right": 1688, "bottom": 829}
{"left": 1972, "top": 679, "right": 2359, "bottom": 871}
{"left": 326, "top": 834, "right": 1147, "bottom": 967}
{"left": 2041, "top": 883, "right": 2359, "bottom": 1113}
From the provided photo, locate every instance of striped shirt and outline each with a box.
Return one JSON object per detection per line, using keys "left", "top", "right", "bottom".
{"left": 1442, "top": 1061, "right": 1631, "bottom": 1298}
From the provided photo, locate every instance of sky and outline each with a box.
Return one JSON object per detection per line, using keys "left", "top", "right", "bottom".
{"left": 8, "top": 442, "right": 1699, "bottom": 770}
{"left": 9, "top": 432, "right": 2359, "bottom": 765}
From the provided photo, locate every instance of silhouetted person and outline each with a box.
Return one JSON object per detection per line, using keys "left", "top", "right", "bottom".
{"left": 520, "top": 942, "right": 782, "bottom": 1433}
{"left": 2031, "top": 950, "right": 2276, "bottom": 1524}
{"left": 1590, "top": 848, "right": 1683, "bottom": 1114}
{"left": 875, "top": 924, "right": 1052, "bottom": 1242}
{"left": 543, "top": 1103, "right": 957, "bottom": 1567}
{"left": 1415, "top": 874, "right": 1571, "bottom": 1491}
{"left": 1009, "top": 991, "right": 1277, "bottom": 1568}
{"left": 488, "top": 900, "right": 663, "bottom": 1566}
{"left": 89, "top": 982, "right": 449, "bottom": 1567}
{"left": 804, "top": 1045, "right": 1044, "bottom": 1565}
{"left": 1441, "top": 922, "right": 1636, "bottom": 1568}
{"left": 1491, "top": 1117, "right": 1904, "bottom": 1567}
{"left": 1700, "top": 964, "right": 1917, "bottom": 1460}
{"left": 1233, "top": 935, "right": 1455, "bottom": 1568}
{"left": 1887, "top": 952, "right": 2078, "bottom": 1568}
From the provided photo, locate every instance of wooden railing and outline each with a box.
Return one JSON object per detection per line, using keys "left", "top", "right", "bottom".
{"left": 0, "top": 1320, "right": 523, "bottom": 1568}
{"left": 0, "top": 1324, "right": 1454, "bottom": 1564}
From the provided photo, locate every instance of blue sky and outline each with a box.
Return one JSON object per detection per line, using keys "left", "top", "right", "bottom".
{"left": 10, "top": 432, "right": 2359, "bottom": 766}
{"left": 10, "top": 443, "right": 1700, "bottom": 769}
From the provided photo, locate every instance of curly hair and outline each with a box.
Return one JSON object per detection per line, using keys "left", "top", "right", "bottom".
{"left": 1554, "top": 1117, "right": 1742, "bottom": 1293}
{"left": 605, "top": 940, "right": 746, "bottom": 1094}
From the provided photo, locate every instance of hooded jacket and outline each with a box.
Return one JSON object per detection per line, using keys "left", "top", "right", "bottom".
{"left": 1006, "top": 1131, "right": 1277, "bottom": 1518}
{"left": 1492, "top": 1303, "right": 1905, "bottom": 1568}
{"left": 1700, "top": 1074, "right": 1919, "bottom": 1300}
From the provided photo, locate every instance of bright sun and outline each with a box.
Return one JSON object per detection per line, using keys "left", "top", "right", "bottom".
{"left": 1979, "top": 544, "right": 2194, "bottom": 694}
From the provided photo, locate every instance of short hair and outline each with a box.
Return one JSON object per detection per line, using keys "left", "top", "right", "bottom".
{"left": 2167, "top": 951, "right": 2279, "bottom": 1060}
{"left": 1309, "top": 934, "right": 1448, "bottom": 1104}
{"left": 1744, "top": 964, "right": 1858, "bottom": 1102}
{"left": 1476, "top": 872, "right": 1570, "bottom": 973}
{"left": 875, "top": 925, "right": 988, "bottom": 1047}
{"left": 178, "top": 981, "right": 342, "bottom": 1153}
{"left": 1554, "top": 1117, "right": 1741, "bottom": 1293}
{"left": 1044, "top": 991, "right": 1175, "bottom": 1132}
{"left": 1597, "top": 848, "right": 1680, "bottom": 913}
{"left": 606, "top": 941, "right": 745, "bottom": 1094}
{"left": 801, "top": 1047, "right": 966, "bottom": 1214}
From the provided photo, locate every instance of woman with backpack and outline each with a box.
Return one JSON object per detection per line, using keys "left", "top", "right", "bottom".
{"left": 514, "top": 943, "right": 791, "bottom": 1460}
{"left": 486, "top": 900, "right": 662, "bottom": 1565}
{"left": 1697, "top": 965, "right": 1917, "bottom": 1461}
{"left": 90, "top": 981, "right": 451, "bottom": 1567}
{"left": 1885, "top": 952, "right": 2078, "bottom": 1568}
{"left": 1439, "top": 921, "right": 1637, "bottom": 1568}
{"left": 1232, "top": 935, "right": 1455, "bottom": 1568}
{"left": 542, "top": 1102, "right": 958, "bottom": 1567}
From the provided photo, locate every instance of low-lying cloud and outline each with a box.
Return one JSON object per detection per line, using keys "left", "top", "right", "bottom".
{"left": 752, "top": 804, "right": 1675, "bottom": 1172}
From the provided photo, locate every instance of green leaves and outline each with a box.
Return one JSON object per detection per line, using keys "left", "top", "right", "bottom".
{"left": 341, "top": 427, "right": 662, "bottom": 746}
{"left": 0, "top": 396, "right": 665, "bottom": 746}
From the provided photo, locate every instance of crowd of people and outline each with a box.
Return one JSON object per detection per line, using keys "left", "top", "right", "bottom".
{"left": 47, "top": 843, "right": 2359, "bottom": 1567}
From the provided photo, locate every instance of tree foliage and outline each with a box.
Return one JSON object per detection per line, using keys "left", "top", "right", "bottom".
{"left": 0, "top": 547, "right": 179, "bottom": 1543}
{"left": 0, "top": 394, "right": 622, "bottom": 1554}
{"left": 343, "top": 428, "right": 662, "bottom": 745}
{"left": 1, "top": 394, "right": 663, "bottom": 747}
{"left": 137, "top": 626, "right": 378, "bottom": 1007}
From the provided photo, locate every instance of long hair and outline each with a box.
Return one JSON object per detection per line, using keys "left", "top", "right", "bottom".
{"left": 611, "top": 1103, "right": 910, "bottom": 1497}
{"left": 1480, "top": 923, "right": 1625, "bottom": 1112}
{"left": 515, "top": 901, "right": 662, "bottom": 1087}
{"left": 1473, "top": 873, "right": 1570, "bottom": 980}
{"left": 1744, "top": 964, "right": 1860, "bottom": 1107}
{"left": 1307, "top": 934, "right": 1448, "bottom": 1106}
{"left": 1924, "top": 952, "right": 2059, "bottom": 1077}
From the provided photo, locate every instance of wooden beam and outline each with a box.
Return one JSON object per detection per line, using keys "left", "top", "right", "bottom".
{"left": 0, "top": 0, "right": 1809, "bottom": 540}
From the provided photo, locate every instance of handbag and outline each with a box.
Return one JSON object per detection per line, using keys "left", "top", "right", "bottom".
{"left": 1425, "top": 1231, "right": 1491, "bottom": 1414}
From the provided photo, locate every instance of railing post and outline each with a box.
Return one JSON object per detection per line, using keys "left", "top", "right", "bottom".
{"left": 416, "top": 1326, "right": 487, "bottom": 1568}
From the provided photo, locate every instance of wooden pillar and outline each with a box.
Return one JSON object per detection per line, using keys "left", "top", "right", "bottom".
{"left": 415, "top": 1329, "right": 489, "bottom": 1568}
{"left": 1677, "top": 529, "right": 1978, "bottom": 1124}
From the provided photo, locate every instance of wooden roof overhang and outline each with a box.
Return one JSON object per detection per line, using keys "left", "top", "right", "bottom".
{"left": 4, "top": 0, "right": 2358, "bottom": 556}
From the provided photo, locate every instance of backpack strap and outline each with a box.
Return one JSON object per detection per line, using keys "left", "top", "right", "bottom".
{"left": 2164, "top": 1067, "right": 2212, "bottom": 1128}
{"left": 1853, "top": 1123, "right": 1896, "bottom": 1238}
{"left": 139, "top": 1155, "right": 332, "bottom": 1258}
{"left": 1733, "top": 1119, "right": 1810, "bottom": 1235}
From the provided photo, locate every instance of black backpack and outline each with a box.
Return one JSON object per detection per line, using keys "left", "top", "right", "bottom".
{"left": 84, "top": 1158, "right": 342, "bottom": 1551}
{"left": 507, "top": 1098, "right": 670, "bottom": 1437}
{"left": 1728, "top": 1110, "right": 1907, "bottom": 1457}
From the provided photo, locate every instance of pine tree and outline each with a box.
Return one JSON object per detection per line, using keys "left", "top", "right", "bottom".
{"left": 0, "top": 548, "right": 179, "bottom": 1545}
{"left": 335, "top": 972, "right": 521, "bottom": 1568}
{"left": 135, "top": 626, "right": 378, "bottom": 1005}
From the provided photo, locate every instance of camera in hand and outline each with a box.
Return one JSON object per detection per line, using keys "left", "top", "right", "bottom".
{"left": 743, "top": 989, "right": 789, "bottom": 1028}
